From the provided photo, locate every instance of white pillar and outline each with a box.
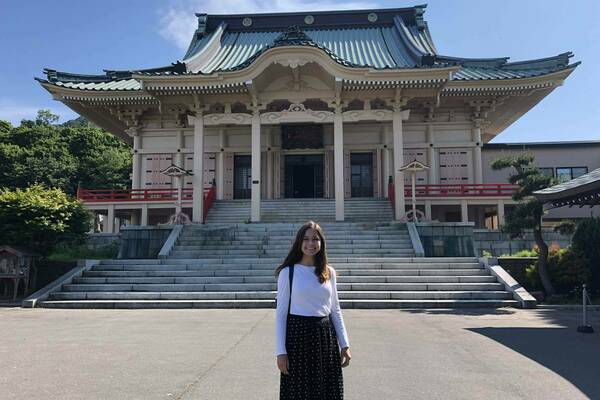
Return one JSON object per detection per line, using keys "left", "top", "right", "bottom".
{"left": 141, "top": 204, "right": 148, "bottom": 226}
{"left": 393, "top": 109, "right": 410, "bottom": 220}
{"left": 497, "top": 200, "right": 505, "bottom": 227}
{"left": 131, "top": 134, "right": 142, "bottom": 190}
{"left": 216, "top": 129, "right": 225, "bottom": 200}
{"left": 175, "top": 131, "right": 184, "bottom": 215}
{"left": 383, "top": 147, "right": 390, "bottom": 198}
{"left": 192, "top": 114, "right": 205, "bottom": 223}
{"left": 473, "top": 126, "right": 483, "bottom": 184}
{"left": 426, "top": 124, "right": 438, "bottom": 184}
{"left": 461, "top": 200, "right": 469, "bottom": 223}
{"left": 106, "top": 205, "right": 115, "bottom": 233}
{"left": 424, "top": 200, "right": 432, "bottom": 221}
{"left": 251, "top": 110, "right": 261, "bottom": 222}
{"left": 266, "top": 128, "right": 273, "bottom": 199}
{"left": 334, "top": 107, "right": 345, "bottom": 221}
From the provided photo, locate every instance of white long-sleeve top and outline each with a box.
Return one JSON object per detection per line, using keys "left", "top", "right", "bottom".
{"left": 275, "top": 264, "right": 350, "bottom": 356}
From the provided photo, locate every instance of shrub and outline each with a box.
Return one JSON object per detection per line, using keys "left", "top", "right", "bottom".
{"left": 525, "top": 245, "right": 593, "bottom": 296}
{"left": 0, "top": 185, "right": 91, "bottom": 256}
{"left": 570, "top": 218, "right": 600, "bottom": 295}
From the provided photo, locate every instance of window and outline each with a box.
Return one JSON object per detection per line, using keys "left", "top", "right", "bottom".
{"left": 540, "top": 167, "right": 554, "bottom": 178}
{"left": 556, "top": 167, "right": 588, "bottom": 182}
{"left": 572, "top": 167, "right": 588, "bottom": 178}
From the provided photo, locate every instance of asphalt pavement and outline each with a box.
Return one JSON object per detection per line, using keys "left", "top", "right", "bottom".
{"left": 1, "top": 307, "right": 599, "bottom": 400}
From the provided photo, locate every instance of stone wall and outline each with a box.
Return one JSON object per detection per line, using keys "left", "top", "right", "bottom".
{"left": 86, "top": 233, "right": 120, "bottom": 250}
{"left": 474, "top": 229, "right": 571, "bottom": 257}
{"left": 415, "top": 222, "right": 475, "bottom": 257}
{"left": 118, "top": 226, "right": 173, "bottom": 259}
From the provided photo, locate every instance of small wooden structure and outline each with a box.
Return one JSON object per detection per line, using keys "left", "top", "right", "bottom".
{"left": 0, "top": 245, "right": 37, "bottom": 301}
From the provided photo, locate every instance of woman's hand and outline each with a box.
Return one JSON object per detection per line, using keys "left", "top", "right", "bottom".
{"left": 341, "top": 347, "right": 352, "bottom": 367}
{"left": 277, "top": 354, "right": 289, "bottom": 375}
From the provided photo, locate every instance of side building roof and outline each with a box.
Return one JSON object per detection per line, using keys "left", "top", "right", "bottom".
{"left": 36, "top": 6, "right": 579, "bottom": 92}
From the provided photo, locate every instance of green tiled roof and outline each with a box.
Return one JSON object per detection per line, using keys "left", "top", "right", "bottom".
{"left": 37, "top": 6, "right": 579, "bottom": 91}
{"left": 534, "top": 167, "right": 600, "bottom": 206}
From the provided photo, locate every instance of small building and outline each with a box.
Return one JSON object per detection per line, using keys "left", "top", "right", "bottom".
{"left": 37, "top": 6, "right": 580, "bottom": 230}
{"left": 0, "top": 245, "right": 36, "bottom": 300}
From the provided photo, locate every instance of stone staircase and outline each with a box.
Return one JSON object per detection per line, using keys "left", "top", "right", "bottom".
{"left": 36, "top": 222, "right": 518, "bottom": 309}
{"left": 205, "top": 198, "right": 394, "bottom": 223}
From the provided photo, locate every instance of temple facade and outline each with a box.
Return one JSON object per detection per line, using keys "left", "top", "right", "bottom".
{"left": 37, "top": 6, "right": 579, "bottom": 232}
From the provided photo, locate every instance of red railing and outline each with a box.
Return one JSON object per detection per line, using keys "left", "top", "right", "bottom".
{"left": 77, "top": 188, "right": 194, "bottom": 202}
{"left": 387, "top": 183, "right": 517, "bottom": 199}
{"left": 203, "top": 184, "right": 216, "bottom": 221}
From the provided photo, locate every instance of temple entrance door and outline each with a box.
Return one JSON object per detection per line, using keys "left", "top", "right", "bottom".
{"left": 351, "top": 153, "right": 373, "bottom": 197}
{"left": 233, "top": 155, "right": 251, "bottom": 199}
{"left": 284, "top": 154, "right": 324, "bottom": 198}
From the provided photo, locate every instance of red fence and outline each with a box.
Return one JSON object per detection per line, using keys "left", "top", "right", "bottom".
{"left": 78, "top": 185, "right": 218, "bottom": 222}
{"left": 387, "top": 183, "right": 517, "bottom": 199}
{"left": 77, "top": 188, "right": 196, "bottom": 202}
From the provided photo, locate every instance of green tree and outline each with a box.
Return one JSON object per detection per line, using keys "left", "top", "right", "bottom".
{"left": 35, "top": 109, "right": 60, "bottom": 125}
{"left": 0, "top": 185, "right": 91, "bottom": 256}
{"left": 0, "top": 111, "right": 131, "bottom": 195}
{"left": 492, "top": 153, "right": 556, "bottom": 296}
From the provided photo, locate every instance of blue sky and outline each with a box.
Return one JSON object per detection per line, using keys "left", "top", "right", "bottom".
{"left": 1, "top": 0, "right": 599, "bottom": 143}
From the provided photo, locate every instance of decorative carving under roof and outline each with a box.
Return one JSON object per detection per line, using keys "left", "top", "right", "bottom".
{"left": 160, "top": 164, "right": 193, "bottom": 177}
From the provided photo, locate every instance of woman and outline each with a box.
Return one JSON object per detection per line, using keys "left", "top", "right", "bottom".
{"left": 275, "top": 220, "right": 352, "bottom": 400}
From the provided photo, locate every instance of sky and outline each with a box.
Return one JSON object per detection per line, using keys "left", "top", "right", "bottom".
{"left": 1, "top": 0, "right": 599, "bottom": 143}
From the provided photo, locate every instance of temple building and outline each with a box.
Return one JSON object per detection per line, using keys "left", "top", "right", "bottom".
{"left": 37, "top": 6, "right": 580, "bottom": 232}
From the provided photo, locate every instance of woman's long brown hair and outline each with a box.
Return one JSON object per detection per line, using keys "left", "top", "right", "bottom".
{"left": 275, "top": 221, "right": 330, "bottom": 283}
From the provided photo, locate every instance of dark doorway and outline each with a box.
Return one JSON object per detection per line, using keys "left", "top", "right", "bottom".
{"left": 233, "top": 155, "right": 251, "bottom": 199}
{"left": 285, "top": 154, "right": 324, "bottom": 198}
{"left": 351, "top": 153, "right": 373, "bottom": 197}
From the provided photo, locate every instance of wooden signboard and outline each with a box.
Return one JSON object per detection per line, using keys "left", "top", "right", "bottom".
{"left": 281, "top": 124, "right": 323, "bottom": 149}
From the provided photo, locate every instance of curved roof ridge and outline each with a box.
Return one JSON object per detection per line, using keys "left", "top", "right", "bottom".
{"left": 503, "top": 52, "right": 575, "bottom": 70}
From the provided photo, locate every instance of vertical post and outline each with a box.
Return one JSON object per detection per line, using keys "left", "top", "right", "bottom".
{"left": 141, "top": 204, "right": 148, "bottom": 226}
{"left": 411, "top": 172, "right": 417, "bottom": 222}
{"left": 334, "top": 106, "right": 345, "bottom": 221}
{"left": 461, "top": 200, "right": 469, "bottom": 223}
{"left": 126, "top": 127, "right": 142, "bottom": 192}
{"left": 382, "top": 147, "right": 390, "bottom": 198}
{"left": 192, "top": 114, "right": 205, "bottom": 223}
{"left": 497, "top": 200, "right": 505, "bottom": 227}
{"left": 424, "top": 200, "right": 432, "bottom": 221}
{"left": 175, "top": 131, "right": 184, "bottom": 215}
{"left": 393, "top": 108, "right": 410, "bottom": 220}
{"left": 217, "top": 129, "right": 225, "bottom": 200}
{"left": 473, "top": 125, "right": 483, "bottom": 184}
{"left": 427, "top": 124, "right": 437, "bottom": 184}
{"left": 266, "top": 128, "right": 273, "bottom": 199}
{"left": 251, "top": 110, "right": 261, "bottom": 222}
{"left": 583, "top": 285, "right": 588, "bottom": 327}
{"left": 106, "top": 205, "right": 115, "bottom": 233}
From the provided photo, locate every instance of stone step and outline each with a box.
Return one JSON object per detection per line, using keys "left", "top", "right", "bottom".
{"left": 172, "top": 242, "right": 414, "bottom": 250}
{"left": 61, "top": 282, "right": 504, "bottom": 292}
{"left": 48, "top": 290, "right": 512, "bottom": 301}
{"left": 72, "top": 275, "right": 496, "bottom": 285}
{"left": 93, "top": 263, "right": 481, "bottom": 271}
{"left": 84, "top": 268, "right": 489, "bottom": 278}
{"left": 37, "top": 299, "right": 519, "bottom": 309}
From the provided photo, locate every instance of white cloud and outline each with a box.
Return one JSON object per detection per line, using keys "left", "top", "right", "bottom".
{"left": 0, "top": 99, "right": 77, "bottom": 125}
{"left": 158, "top": 0, "right": 381, "bottom": 51}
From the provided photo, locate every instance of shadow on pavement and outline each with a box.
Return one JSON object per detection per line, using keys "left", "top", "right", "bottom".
{"left": 468, "top": 324, "right": 600, "bottom": 399}
{"left": 402, "top": 308, "right": 517, "bottom": 316}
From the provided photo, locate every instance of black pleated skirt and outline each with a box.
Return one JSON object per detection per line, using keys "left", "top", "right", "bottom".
{"left": 280, "top": 314, "right": 344, "bottom": 400}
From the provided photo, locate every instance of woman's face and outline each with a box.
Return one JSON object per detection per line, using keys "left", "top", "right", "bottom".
{"left": 301, "top": 228, "right": 322, "bottom": 257}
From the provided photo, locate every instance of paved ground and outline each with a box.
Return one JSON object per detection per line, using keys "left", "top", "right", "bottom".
{"left": 1, "top": 307, "right": 599, "bottom": 400}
